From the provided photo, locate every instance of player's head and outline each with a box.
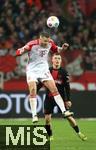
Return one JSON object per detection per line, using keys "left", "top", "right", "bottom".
{"left": 39, "top": 30, "right": 50, "bottom": 47}
{"left": 52, "top": 53, "right": 62, "bottom": 68}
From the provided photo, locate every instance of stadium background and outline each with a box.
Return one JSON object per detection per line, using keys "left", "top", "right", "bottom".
{"left": 0, "top": 0, "right": 96, "bottom": 118}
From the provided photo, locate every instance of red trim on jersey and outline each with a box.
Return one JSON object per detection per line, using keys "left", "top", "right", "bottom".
{"left": 16, "top": 50, "right": 21, "bottom": 56}
{"left": 49, "top": 39, "right": 58, "bottom": 53}
{"left": 27, "top": 38, "right": 58, "bottom": 53}
{"left": 51, "top": 70, "right": 58, "bottom": 80}
{"left": 16, "top": 39, "right": 39, "bottom": 56}
{"left": 26, "top": 39, "right": 39, "bottom": 50}
{"left": 16, "top": 39, "right": 58, "bottom": 56}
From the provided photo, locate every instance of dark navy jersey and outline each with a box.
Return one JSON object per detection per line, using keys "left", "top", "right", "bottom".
{"left": 47, "top": 67, "right": 71, "bottom": 101}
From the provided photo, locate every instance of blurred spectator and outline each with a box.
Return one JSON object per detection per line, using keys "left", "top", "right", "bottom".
{"left": 0, "top": 0, "right": 96, "bottom": 75}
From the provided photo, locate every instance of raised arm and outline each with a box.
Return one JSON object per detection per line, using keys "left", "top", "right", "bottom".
{"left": 16, "top": 44, "right": 31, "bottom": 56}
{"left": 50, "top": 40, "right": 69, "bottom": 53}
{"left": 16, "top": 39, "right": 39, "bottom": 56}
{"left": 57, "top": 43, "right": 69, "bottom": 53}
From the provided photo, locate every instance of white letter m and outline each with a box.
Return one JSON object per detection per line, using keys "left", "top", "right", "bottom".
{"left": 6, "top": 127, "right": 24, "bottom": 145}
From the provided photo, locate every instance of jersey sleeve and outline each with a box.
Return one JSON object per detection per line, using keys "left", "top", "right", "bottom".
{"left": 26, "top": 39, "right": 39, "bottom": 49}
{"left": 16, "top": 39, "right": 39, "bottom": 56}
{"left": 50, "top": 40, "right": 58, "bottom": 53}
{"left": 62, "top": 69, "right": 71, "bottom": 100}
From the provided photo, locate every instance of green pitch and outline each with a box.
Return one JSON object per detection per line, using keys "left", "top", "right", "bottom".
{"left": 0, "top": 118, "right": 96, "bottom": 150}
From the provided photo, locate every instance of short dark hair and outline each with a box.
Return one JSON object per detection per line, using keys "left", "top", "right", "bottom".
{"left": 40, "top": 31, "right": 50, "bottom": 38}
{"left": 52, "top": 52, "right": 61, "bottom": 57}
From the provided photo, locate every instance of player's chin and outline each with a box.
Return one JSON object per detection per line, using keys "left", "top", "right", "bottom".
{"left": 56, "top": 62, "right": 59, "bottom": 65}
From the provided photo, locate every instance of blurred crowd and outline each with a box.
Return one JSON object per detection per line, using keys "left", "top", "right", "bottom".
{"left": 0, "top": 0, "right": 96, "bottom": 71}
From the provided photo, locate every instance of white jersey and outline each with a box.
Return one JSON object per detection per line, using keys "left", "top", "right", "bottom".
{"left": 16, "top": 39, "right": 58, "bottom": 83}
{"left": 26, "top": 39, "right": 58, "bottom": 71}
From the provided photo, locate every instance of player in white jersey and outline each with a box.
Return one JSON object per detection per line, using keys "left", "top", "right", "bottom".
{"left": 16, "top": 31, "right": 73, "bottom": 123}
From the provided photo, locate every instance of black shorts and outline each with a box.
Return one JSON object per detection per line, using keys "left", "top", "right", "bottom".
{"left": 44, "top": 96, "right": 68, "bottom": 114}
{"left": 44, "top": 96, "right": 57, "bottom": 114}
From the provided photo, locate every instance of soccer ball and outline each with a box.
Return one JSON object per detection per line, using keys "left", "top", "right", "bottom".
{"left": 47, "top": 16, "right": 59, "bottom": 28}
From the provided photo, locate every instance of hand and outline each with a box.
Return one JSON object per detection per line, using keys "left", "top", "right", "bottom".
{"left": 16, "top": 48, "right": 24, "bottom": 56}
{"left": 62, "top": 43, "right": 69, "bottom": 50}
{"left": 64, "top": 101, "right": 72, "bottom": 109}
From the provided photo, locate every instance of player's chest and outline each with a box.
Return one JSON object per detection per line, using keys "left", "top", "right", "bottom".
{"left": 51, "top": 70, "right": 64, "bottom": 84}
{"left": 30, "top": 45, "right": 51, "bottom": 57}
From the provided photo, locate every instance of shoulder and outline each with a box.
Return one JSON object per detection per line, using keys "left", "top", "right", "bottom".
{"left": 27, "top": 39, "right": 39, "bottom": 46}
{"left": 49, "top": 67, "right": 53, "bottom": 71}
{"left": 49, "top": 39, "right": 55, "bottom": 45}
{"left": 60, "top": 67, "right": 68, "bottom": 75}
{"left": 49, "top": 39, "right": 58, "bottom": 52}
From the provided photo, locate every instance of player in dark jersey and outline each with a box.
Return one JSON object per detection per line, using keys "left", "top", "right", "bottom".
{"left": 43, "top": 53, "right": 87, "bottom": 141}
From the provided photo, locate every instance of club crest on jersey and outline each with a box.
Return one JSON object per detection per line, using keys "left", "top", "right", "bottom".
{"left": 38, "top": 49, "right": 48, "bottom": 57}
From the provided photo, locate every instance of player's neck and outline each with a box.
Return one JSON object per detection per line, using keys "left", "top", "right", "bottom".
{"left": 53, "top": 65, "right": 60, "bottom": 69}
{"left": 39, "top": 39, "right": 48, "bottom": 48}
